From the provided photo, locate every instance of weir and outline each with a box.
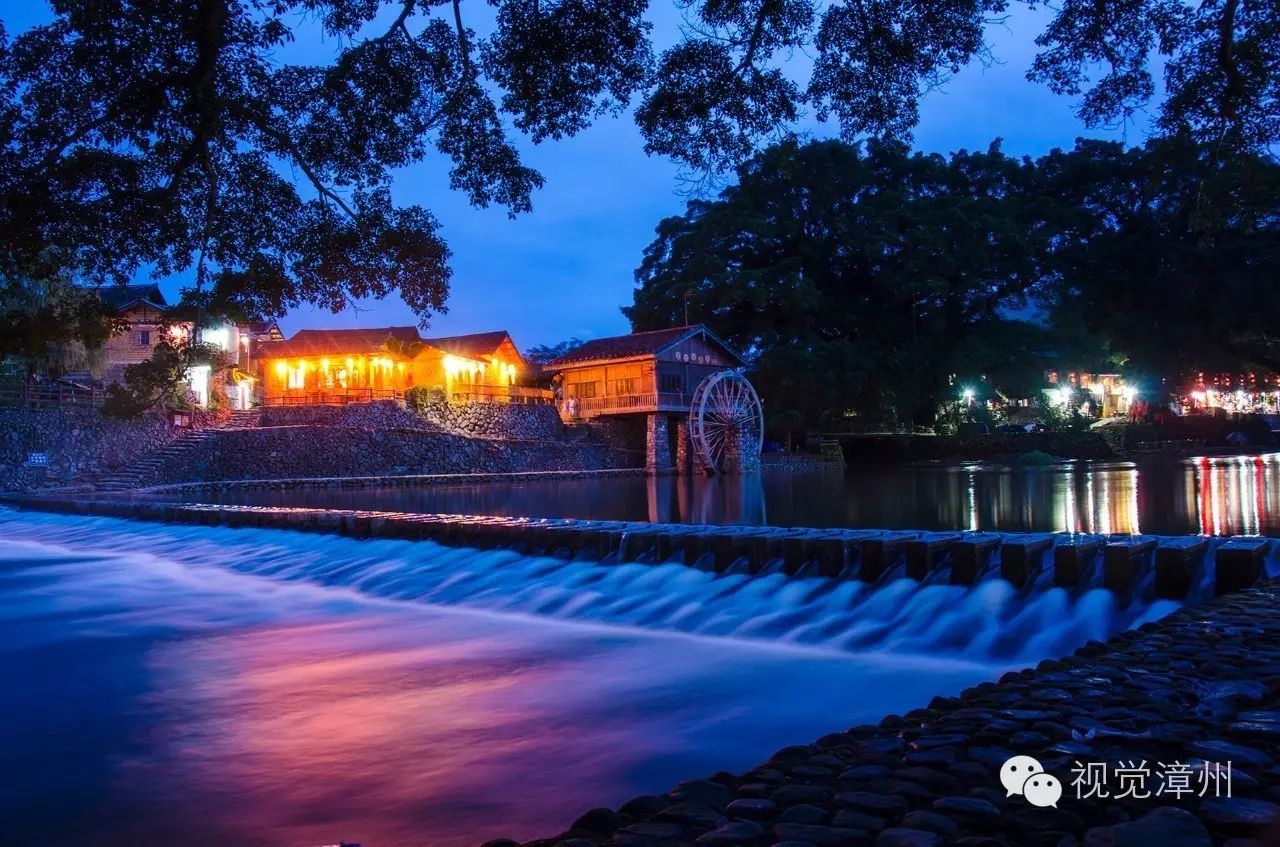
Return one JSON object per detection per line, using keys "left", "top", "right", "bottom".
{"left": 12, "top": 495, "right": 1276, "bottom": 602}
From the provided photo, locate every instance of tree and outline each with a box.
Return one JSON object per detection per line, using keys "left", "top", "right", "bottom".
{"left": 1040, "top": 136, "right": 1280, "bottom": 381}
{"left": 100, "top": 339, "right": 231, "bottom": 419}
{"left": 524, "top": 338, "right": 584, "bottom": 364}
{"left": 0, "top": 275, "right": 124, "bottom": 380}
{"left": 2, "top": 1, "right": 1275, "bottom": 332}
{"left": 627, "top": 138, "right": 1060, "bottom": 426}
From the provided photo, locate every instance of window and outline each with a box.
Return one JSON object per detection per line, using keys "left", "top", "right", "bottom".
{"left": 659, "top": 373, "right": 684, "bottom": 393}
{"left": 614, "top": 378, "right": 635, "bottom": 396}
{"left": 568, "top": 381, "right": 597, "bottom": 399}
{"left": 138, "top": 330, "right": 151, "bottom": 347}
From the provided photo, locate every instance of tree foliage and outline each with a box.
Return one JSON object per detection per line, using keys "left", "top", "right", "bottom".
{"left": 0, "top": 276, "right": 125, "bottom": 378}
{"left": 2, "top": 0, "right": 1276, "bottom": 333}
{"left": 524, "top": 338, "right": 584, "bottom": 364}
{"left": 627, "top": 138, "right": 1058, "bottom": 426}
{"left": 100, "top": 340, "right": 231, "bottom": 419}
{"left": 629, "top": 136, "right": 1280, "bottom": 427}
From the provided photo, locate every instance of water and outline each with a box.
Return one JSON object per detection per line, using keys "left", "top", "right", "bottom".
{"left": 177, "top": 452, "right": 1280, "bottom": 536}
{"left": 0, "top": 508, "right": 1181, "bottom": 847}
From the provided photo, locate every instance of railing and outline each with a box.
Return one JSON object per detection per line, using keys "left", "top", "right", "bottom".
{"left": 566, "top": 392, "right": 690, "bottom": 418}
{"left": 259, "top": 388, "right": 403, "bottom": 406}
{"left": 0, "top": 381, "right": 106, "bottom": 409}
{"left": 449, "top": 384, "right": 555, "bottom": 405}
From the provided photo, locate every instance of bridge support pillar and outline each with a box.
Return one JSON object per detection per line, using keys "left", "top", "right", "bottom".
{"left": 646, "top": 413, "right": 674, "bottom": 475}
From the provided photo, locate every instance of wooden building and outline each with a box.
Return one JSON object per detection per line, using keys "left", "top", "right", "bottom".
{"left": 550, "top": 325, "right": 758, "bottom": 474}
{"left": 257, "top": 326, "right": 545, "bottom": 405}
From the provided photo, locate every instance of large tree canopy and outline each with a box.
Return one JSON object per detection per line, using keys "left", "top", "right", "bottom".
{"left": 628, "top": 136, "right": 1280, "bottom": 427}
{"left": 627, "top": 138, "right": 1061, "bottom": 426}
{"left": 1, "top": 0, "right": 1275, "bottom": 331}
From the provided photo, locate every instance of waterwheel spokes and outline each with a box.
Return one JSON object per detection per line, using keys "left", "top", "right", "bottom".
{"left": 689, "top": 369, "right": 764, "bottom": 475}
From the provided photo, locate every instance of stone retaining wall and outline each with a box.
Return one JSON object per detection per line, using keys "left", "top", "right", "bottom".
{"left": 417, "top": 396, "right": 562, "bottom": 440}
{"left": 126, "top": 425, "right": 636, "bottom": 484}
{"left": 0, "top": 407, "right": 196, "bottom": 491}
{"left": 256, "top": 400, "right": 436, "bottom": 430}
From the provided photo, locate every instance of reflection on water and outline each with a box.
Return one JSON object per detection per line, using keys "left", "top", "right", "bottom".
{"left": 183, "top": 452, "right": 1280, "bottom": 536}
{"left": 0, "top": 511, "right": 1012, "bottom": 847}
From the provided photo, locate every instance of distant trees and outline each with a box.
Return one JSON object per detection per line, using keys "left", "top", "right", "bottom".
{"left": 629, "top": 137, "right": 1280, "bottom": 428}
{"left": 2, "top": 0, "right": 1275, "bottom": 330}
{"left": 0, "top": 277, "right": 124, "bottom": 380}
{"left": 524, "top": 338, "right": 584, "bottom": 365}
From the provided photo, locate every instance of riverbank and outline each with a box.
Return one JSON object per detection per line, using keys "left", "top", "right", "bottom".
{"left": 506, "top": 582, "right": 1280, "bottom": 847}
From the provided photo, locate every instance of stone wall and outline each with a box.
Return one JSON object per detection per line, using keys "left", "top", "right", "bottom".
{"left": 256, "top": 400, "right": 434, "bottom": 431}
{"left": 0, "top": 407, "right": 185, "bottom": 491}
{"left": 415, "top": 396, "right": 563, "bottom": 441}
{"left": 132, "top": 424, "right": 636, "bottom": 485}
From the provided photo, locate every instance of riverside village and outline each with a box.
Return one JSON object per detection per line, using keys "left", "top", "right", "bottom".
{"left": 4, "top": 4, "right": 1280, "bottom": 847}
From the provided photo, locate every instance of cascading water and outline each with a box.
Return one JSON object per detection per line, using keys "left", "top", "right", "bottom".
{"left": 0, "top": 508, "right": 1181, "bottom": 663}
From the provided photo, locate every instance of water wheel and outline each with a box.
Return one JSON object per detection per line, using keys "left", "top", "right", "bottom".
{"left": 689, "top": 370, "right": 764, "bottom": 474}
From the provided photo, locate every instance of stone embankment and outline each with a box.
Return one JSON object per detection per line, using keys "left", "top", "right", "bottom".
{"left": 104, "top": 425, "right": 634, "bottom": 487}
{"left": 495, "top": 584, "right": 1280, "bottom": 847}
{"left": 0, "top": 406, "right": 218, "bottom": 491}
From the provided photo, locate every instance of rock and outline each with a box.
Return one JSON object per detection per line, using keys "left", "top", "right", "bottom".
{"left": 571, "top": 808, "right": 621, "bottom": 836}
{"left": 1189, "top": 740, "right": 1272, "bottom": 768}
{"left": 619, "top": 795, "right": 669, "bottom": 819}
{"left": 670, "top": 780, "right": 734, "bottom": 809}
{"left": 1199, "top": 798, "right": 1280, "bottom": 833}
{"left": 835, "top": 792, "right": 909, "bottom": 816}
{"left": 831, "top": 809, "right": 886, "bottom": 832}
{"left": 655, "top": 801, "right": 724, "bottom": 828}
{"left": 772, "top": 785, "right": 834, "bottom": 807}
{"left": 1083, "top": 807, "right": 1211, "bottom": 847}
{"left": 898, "top": 812, "right": 959, "bottom": 837}
{"left": 778, "top": 803, "right": 830, "bottom": 824}
{"left": 930, "top": 797, "right": 1000, "bottom": 821}
{"left": 724, "top": 798, "right": 778, "bottom": 820}
{"left": 875, "top": 829, "right": 942, "bottom": 847}
{"left": 772, "top": 823, "right": 873, "bottom": 847}
{"left": 612, "top": 822, "right": 690, "bottom": 846}
{"left": 694, "top": 820, "right": 766, "bottom": 845}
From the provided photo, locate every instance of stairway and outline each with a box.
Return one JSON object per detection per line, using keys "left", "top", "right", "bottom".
{"left": 225, "top": 408, "right": 261, "bottom": 428}
{"left": 94, "top": 427, "right": 226, "bottom": 492}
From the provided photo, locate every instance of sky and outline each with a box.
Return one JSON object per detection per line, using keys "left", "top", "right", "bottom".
{"left": 8, "top": 2, "right": 1152, "bottom": 349}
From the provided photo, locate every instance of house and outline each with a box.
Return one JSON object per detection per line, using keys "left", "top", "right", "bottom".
{"left": 550, "top": 324, "right": 745, "bottom": 419}
{"left": 548, "top": 325, "right": 758, "bottom": 473}
{"left": 256, "top": 326, "right": 544, "bottom": 405}
{"left": 92, "top": 283, "right": 172, "bottom": 384}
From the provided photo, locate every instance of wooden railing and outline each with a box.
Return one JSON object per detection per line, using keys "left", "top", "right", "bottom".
{"left": 566, "top": 391, "right": 690, "bottom": 418}
{"left": 259, "top": 388, "right": 402, "bottom": 406}
{"left": 449, "top": 384, "right": 555, "bottom": 405}
{"left": 0, "top": 381, "right": 106, "bottom": 409}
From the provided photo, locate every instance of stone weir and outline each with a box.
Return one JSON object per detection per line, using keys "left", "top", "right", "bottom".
{"left": 8, "top": 495, "right": 1276, "bottom": 602}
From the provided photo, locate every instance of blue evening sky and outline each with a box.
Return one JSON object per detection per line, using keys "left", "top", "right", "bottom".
{"left": 7, "top": 3, "right": 1152, "bottom": 348}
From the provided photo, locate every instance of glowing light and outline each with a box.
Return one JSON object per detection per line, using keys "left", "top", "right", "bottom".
{"left": 961, "top": 387, "right": 976, "bottom": 402}
{"left": 1057, "top": 387, "right": 1072, "bottom": 407}
{"left": 275, "top": 361, "right": 288, "bottom": 378}
{"left": 1123, "top": 386, "right": 1137, "bottom": 401}
{"left": 320, "top": 359, "right": 330, "bottom": 372}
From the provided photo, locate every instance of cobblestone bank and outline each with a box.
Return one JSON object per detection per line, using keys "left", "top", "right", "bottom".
{"left": 134, "top": 425, "right": 635, "bottom": 484}
{"left": 497, "top": 585, "right": 1280, "bottom": 847}
{"left": 416, "top": 395, "right": 563, "bottom": 440}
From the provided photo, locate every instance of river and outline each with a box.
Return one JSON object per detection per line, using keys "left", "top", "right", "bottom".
{"left": 0, "top": 503, "right": 1180, "bottom": 847}
{"left": 175, "top": 452, "right": 1280, "bottom": 537}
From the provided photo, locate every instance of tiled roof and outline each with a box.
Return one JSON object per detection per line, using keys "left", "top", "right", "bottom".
{"left": 422, "top": 330, "right": 515, "bottom": 362}
{"left": 550, "top": 325, "right": 742, "bottom": 366}
{"left": 262, "top": 326, "right": 423, "bottom": 359}
{"left": 90, "top": 283, "right": 168, "bottom": 312}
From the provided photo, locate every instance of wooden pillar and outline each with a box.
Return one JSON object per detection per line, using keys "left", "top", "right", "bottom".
{"left": 646, "top": 413, "right": 674, "bottom": 475}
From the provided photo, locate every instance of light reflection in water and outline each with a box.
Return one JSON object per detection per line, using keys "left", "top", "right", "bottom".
{"left": 174, "top": 452, "right": 1280, "bottom": 537}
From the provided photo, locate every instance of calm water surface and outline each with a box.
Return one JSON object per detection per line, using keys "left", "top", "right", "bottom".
{"left": 0, "top": 508, "right": 1180, "bottom": 847}
{"left": 185, "top": 452, "right": 1280, "bottom": 536}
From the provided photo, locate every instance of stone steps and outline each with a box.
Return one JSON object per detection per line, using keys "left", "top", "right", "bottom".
{"left": 91, "top": 428, "right": 223, "bottom": 491}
